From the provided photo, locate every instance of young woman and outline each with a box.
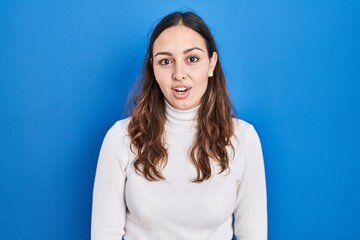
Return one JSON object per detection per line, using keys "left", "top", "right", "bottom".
{"left": 91, "top": 11, "right": 267, "bottom": 240}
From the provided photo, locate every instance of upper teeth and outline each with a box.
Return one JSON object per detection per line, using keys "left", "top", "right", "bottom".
{"left": 176, "top": 87, "right": 187, "bottom": 91}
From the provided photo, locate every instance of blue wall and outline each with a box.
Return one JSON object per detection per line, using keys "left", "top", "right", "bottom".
{"left": 1, "top": 1, "right": 359, "bottom": 239}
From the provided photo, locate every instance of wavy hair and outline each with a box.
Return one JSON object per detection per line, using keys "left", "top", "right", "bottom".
{"left": 128, "top": 11, "right": 235, "bottom": 182}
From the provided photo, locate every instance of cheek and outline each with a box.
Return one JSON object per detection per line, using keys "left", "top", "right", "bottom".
{"left": 154, "top": 70, "right": 171, "bottom": 94}
{"left": 197, "top": 72, "right": 210, "bottom": 89}
{"left": 200, "top": 79, "right": 209, "bottom": 95}
{"left": 201, "top": 75, "right": 211, "bottom": 95}
{"left": 154, "top": 68, "right": 169, "bottom": 83}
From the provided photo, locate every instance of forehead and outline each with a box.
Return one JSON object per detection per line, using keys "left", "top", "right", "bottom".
{"left": 153, "top": 25, "right": 207, "bottom": 53}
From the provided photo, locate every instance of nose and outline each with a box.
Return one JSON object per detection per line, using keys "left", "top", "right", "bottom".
{"left": 172, "top": 62, "right": 186, "bottom": 81}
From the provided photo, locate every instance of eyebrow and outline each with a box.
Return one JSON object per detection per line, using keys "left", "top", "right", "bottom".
{"left": 153, "top": 47, "right": 204, "bottom": 58}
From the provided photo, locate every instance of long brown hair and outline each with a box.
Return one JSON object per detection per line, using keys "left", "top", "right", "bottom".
{"left": 128, "top": 11, "right": 235, "bottom": 182}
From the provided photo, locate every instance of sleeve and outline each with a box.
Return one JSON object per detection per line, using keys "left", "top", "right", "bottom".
{"left": 91, "top": 122, "right": 128, "bottom": 240}
{"left": 234, "top": 125, "right": 267, "bottom": 240}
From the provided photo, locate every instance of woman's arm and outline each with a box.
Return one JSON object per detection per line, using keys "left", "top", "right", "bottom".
{"left": 234, "top": 125, "right": 267, "bottom": 240}
{"left": 91, "top": 122, "right": 128, "bottom": 240}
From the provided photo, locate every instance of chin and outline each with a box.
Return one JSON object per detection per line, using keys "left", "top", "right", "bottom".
{"left": 179, "top": 103, "right": 196, "bottom": 110}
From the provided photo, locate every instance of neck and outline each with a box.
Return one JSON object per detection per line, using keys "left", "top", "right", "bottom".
{"left": 164, "top": 100, "right": 199, "bottom": 133}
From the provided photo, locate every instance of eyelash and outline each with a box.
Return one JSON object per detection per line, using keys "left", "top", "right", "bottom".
{"left": 158, "top": 56, "right": 200, "bottom": 66}
{"left": 159, "top": 59, "right": 173, "bottom": 65}
{"left": 187, "top": 56, "right": 199, "bottom": 63}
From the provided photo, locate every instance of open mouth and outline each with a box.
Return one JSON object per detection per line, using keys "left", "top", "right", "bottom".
{"left": 174, "top": 87, "right": 189, "bottom": 94}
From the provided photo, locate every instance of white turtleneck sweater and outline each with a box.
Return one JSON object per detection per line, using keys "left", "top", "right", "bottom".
{"left": 91, "top": 102, "right": 267, "bottom": 240}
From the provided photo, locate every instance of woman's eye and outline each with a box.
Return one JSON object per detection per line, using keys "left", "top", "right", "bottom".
{"left": 159, "top": 59, "right": 172, "bottom": 65}
{"left": 187, "top": 56, "right": 199, "bottom": 63}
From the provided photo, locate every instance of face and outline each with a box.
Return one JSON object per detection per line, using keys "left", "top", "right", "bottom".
{"left": 152, "top": 25, "right": 217, "bottom": 110}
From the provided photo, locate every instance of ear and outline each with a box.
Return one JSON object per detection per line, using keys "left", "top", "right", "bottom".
{"left": 209, "top": 52, "right": 218, "bottom": 74}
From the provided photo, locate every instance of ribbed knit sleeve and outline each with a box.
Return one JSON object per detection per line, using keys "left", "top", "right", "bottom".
{"left": 91, "top": 121, "right": 129, "bottom": 240}
{"left": 234, "top": 125, "right": 267, "bottom": 240}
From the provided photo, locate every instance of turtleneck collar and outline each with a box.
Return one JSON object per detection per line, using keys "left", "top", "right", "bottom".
{"left": 164, "top": 100, "right": 199, "bottom": 133}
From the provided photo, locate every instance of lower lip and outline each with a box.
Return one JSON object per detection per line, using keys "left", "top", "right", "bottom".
{"left": 173, "top": 88, "right": 191, "bottom": 99}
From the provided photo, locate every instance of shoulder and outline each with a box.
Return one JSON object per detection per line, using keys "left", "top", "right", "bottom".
{"left": 231, "top": 117, "right": 261, "bottom": 148}
{"left": 108, "top": 117, "right": 131, "bottom": 134}
{"left": 102, "top": 117, "right": 131, "bottom": 149}
{"left": 232, "top": 117, "right": 254, "bottom": 137}
{"left": 106, "top": 117, "right": 131, "bottom": 136}
{"left": 96, "top": 118, "right": 132, "bottom": 175}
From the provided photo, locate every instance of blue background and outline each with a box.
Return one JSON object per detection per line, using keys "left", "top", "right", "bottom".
{"left": 1, "top": 0, "right": 359, "bottom": 239}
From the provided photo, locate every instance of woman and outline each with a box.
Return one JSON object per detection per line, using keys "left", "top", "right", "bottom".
{"left": 92, "top": 11, "right": 267, "bottom": 240}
